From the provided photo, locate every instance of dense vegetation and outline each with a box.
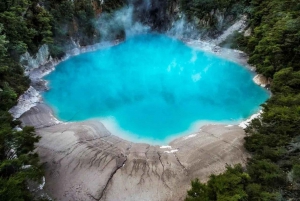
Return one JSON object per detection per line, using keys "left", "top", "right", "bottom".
{"left": 185, "top": 0, "right": 300, "bottom": 200}
{"left": 45, "top": 0, "right": 99, "bottom": 58}
{"left": 179, "top": 0, "right": 250, "bottom": 36}
{"left": 0, "top": 0, "right": 50, "bottom": 200}
{"left": 45, "top": 0, "right": 129, "bottom": 58}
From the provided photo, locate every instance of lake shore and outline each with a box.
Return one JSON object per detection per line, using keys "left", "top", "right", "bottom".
{"left": 14, "top": 36, "right": 264, "bottom": 200}
{"left": 20, "top": 103, "right": 249, "bottom": 201}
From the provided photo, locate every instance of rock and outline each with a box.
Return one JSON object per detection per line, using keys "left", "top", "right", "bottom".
{"left": 20, "top": 45, "right": 50, "bottom": 75}
{"left": 212, "top": 15, "right": 248, "bottom": 45}
{"left": 9, "top": 86, "right": 41, "bottom": 119}
{"left": 31, "top": 79, "right": 49, "bottom": 92}
{"left": 253, "top": 74, "right": 270, "bottom": 88}
{"left": 212, "top": 46, "right": 221, "bottom": 52}
{"left": 244, "top": 27, "right": 252, "bottom": 37}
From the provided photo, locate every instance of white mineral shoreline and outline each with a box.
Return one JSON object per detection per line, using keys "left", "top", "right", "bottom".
{"left": 11, "top": 34, "right": 268, "bottom": 133}
{"left": 21, "top": 106, "right": 250, "bottom": 201}
{"left": 14, "top": 34, "right": 268, "bottom": 201}
{"left": 99, "top": 116, "right": 245, "bottom": 145}
{"left": 9, "top": 40, "right": 122, "bottom": 120}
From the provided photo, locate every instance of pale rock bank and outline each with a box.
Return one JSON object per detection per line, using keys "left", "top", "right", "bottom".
{"left": 9, "top": 86, "right": 41, "bottom": 119}
{"left": 20, "top": 44, "right": 51, "bottom": 75}
{"left": 20, "top": 104, "right": 249, "bottom": 201}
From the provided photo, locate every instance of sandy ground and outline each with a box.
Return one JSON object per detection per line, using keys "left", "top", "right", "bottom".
{"left": 20, "top": 103, "right": 249, "bottom": 201}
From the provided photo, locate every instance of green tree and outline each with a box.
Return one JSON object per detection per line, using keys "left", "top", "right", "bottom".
{"left": 186, "top": 165, "right": 250, "bottom": 201}
{"left": 0, "top": 24, "right": 8, "bottom": 58}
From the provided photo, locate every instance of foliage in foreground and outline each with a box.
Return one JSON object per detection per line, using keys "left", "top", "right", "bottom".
{"left": 186, "top": 164, "right": 278, "bottom": 201}
{"left": 186, "top": 0, "right": 300, "bottom": 200}
{"left": 0, "top": 0, "right": 50, "bottom": 200}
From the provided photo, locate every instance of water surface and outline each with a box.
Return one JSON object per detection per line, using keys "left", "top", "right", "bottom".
{"left": 43, "top": 34, "right": 269, "bottom": 144}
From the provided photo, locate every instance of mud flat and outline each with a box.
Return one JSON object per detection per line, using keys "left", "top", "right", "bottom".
{"left": 20, "top": 103, "right": 248, "bottom": 201}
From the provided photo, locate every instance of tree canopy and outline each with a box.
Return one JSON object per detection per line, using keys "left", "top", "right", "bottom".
{"left": 186, "top": 0, "right": 300, "bottom": 200}
{"left": 0, "top": 0, "right": 51, "bottom": 200}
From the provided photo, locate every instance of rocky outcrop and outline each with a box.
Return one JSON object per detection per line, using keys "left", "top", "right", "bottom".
{"left": 253, "top": 74, "right": 271, "bottom": 88}
{"left": 20, "top": 104, "right": 248, "bottom": 201}
{"left": 212, "top": 15, "right": 248, "bottom": 45}
{"left": 244, "top": 27, "right": 252, "bottom": 37}
{"left": 20, "top": 44, "right": 51, "bottom": 75}
{"left": 9, "top": 86, "right": 41, "bottom": 119}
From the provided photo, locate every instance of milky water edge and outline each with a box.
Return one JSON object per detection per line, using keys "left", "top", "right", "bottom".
{"left": 43, "top": 34, "right": 269, "bottom": 144}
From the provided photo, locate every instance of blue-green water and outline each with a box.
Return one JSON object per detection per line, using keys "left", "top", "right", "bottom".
{"left": 43, "top": 34, "right": 269, "bottom": 144}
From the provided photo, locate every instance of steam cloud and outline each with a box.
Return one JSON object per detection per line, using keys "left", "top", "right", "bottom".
{"left": 96, "top": 0, "right": 201, "bottom": 41}
{"left": 96, "top": 5, "right": 150, "bottom": 41}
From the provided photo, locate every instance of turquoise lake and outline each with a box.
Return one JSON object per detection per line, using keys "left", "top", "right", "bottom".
{"left": 43, "top": 34, "right": 269, "bottom": 144}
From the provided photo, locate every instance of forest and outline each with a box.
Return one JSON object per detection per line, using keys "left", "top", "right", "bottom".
{"left": 0, "top": 0, "right": 299, "bottom": 200}
{"left": 0, "top": 0, "right": 48, "bottom": 200}
{"left": 185, "top": 0, "right": 300, "bottom": 200}
{"left": 0, "top": 0, "right": 101, "bottom": 200}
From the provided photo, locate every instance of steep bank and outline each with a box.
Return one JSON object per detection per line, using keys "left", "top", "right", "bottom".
{"left": 47, "top": 0, "right": 248, "bottom": 55}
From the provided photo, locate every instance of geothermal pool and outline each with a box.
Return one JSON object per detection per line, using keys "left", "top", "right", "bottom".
{"left": 43, "top": 34, "right": 269, "bottom": 144}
